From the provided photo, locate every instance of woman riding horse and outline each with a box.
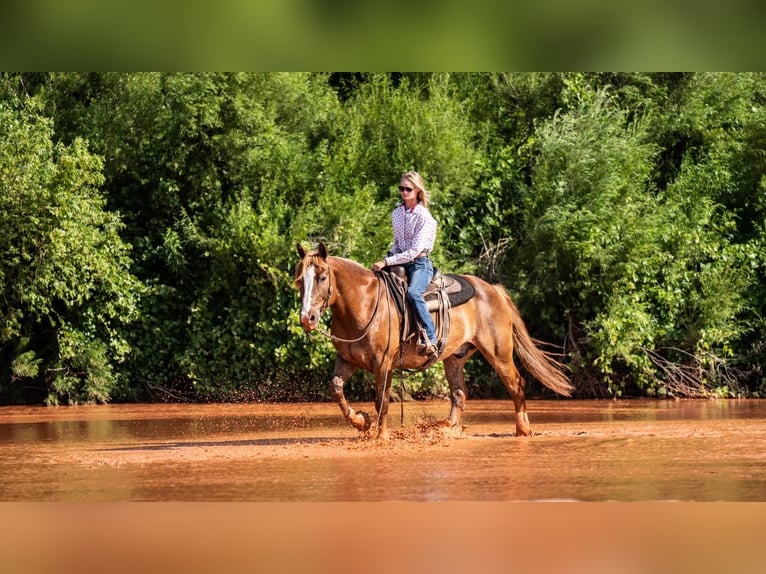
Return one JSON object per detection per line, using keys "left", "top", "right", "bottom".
{"left": 296, "top": 242, "right": 572, "bottom": 440}
{"left": 371, "top": 171, "right": 438, "bottom": 359}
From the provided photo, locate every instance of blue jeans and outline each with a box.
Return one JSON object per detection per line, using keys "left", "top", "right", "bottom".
{"left": 404, "top": 257, "right": 437, "bottom": 345}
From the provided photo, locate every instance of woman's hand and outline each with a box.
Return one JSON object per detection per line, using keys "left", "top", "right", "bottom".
{"left": 371, "top": 260, "right": 386, "bottom": 272}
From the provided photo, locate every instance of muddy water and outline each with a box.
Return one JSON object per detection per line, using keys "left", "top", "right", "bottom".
{"left": 0, "top": 399, "right": 764, "bottom": 501}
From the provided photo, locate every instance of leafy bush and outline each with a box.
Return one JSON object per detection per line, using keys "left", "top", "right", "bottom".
{"left": 3, "top": 72, "right": 766, "bottom": 403}
{"left": 0, "top": 98, "right": 139, "bottom": 404}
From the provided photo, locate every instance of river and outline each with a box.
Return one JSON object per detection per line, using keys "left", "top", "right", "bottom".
{"left": 1, "top": 398, "right": 764, "bottom": 501}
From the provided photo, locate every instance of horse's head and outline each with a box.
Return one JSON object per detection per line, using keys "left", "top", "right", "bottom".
{"left": 295, "top": 242, "right": 333, "bottom": 332}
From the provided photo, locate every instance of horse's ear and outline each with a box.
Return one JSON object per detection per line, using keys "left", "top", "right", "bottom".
{"left": 296, "top": 243, "right": 306, "bottom": 258}
{"left": 318, "top": 242, "right": 328, "bottom": 259}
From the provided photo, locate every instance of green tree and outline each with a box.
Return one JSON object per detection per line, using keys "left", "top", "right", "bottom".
{"left": 4, "top": 72, "right": 765, "bottom": 403}
{"left": 42, "top": 73, "right": 342, "bottom": 399}
{"left": 295, "top": 73, "right": 480, "bottom": 263}
{"left": 516, "top": 76, "right": 755, "bottom": 397}
{"left": 0, "top": 97, "right": 139, "bottom": 404}
{"left": 443, "top": 73, "right": 567, "bottom": 279}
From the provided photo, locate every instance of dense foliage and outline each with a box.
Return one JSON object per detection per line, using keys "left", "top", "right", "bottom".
{"left": 1, "top": 72, "right": 765, "bottom": 404}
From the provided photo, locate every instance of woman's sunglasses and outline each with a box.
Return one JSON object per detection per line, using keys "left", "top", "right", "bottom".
{"left": 398, "top": 186, "right": 414, "bottom": 192}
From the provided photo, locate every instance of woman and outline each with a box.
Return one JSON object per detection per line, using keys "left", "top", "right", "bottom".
{"left": 371, "top": 171, "right": 438, "bottom": 358}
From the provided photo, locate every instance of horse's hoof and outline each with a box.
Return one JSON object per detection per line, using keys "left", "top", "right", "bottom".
{"left": 376, "top": 429, "right": 391, "bottom": 441}
{"left": 440, "top": 424, "right": 465, "bottom": 437}
{"left": 349, "top": 409, "right": 372, "bottom": 432}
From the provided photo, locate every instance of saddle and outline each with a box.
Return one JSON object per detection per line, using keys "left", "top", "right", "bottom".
{"left": 387, "top": 266, "right": 475, "bottom": 310}
{"left": 380, "top": 265, "right": 476, "bottom": 365}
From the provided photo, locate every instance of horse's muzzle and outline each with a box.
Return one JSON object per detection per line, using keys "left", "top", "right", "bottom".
{"left": 300, "top": 313, "right": 318, "bottom": 331}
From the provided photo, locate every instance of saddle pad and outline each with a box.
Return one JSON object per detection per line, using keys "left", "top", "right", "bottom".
{"left": 425, "top": 274, "right": 475, "bottom": 308}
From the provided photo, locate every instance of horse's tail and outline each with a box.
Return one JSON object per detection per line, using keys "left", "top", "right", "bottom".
{"left": 495, "top": 286, "right": 574, "bottom": 397}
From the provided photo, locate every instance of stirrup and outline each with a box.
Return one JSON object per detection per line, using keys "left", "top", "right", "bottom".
{"left": 417, "top": 340, "right": 438, "bottom": 358}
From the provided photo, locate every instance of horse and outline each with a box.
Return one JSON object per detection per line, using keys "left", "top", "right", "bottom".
{"left": 294, "top": 242, "right": 573, "bottom": 440}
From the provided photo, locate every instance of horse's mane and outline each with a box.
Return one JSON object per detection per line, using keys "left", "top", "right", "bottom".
{"left": 329, "top": 255, "right": 370, "bottom": 274}
{"left": 294, "top": 251, "right": 370, "bottom": 285}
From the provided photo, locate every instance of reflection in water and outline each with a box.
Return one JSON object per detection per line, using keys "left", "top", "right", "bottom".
{"left": 0, "top": 399, "right": 764, "bottom": 501}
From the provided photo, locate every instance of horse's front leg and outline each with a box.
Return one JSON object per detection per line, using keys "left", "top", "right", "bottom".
{"left": 372, "top": 367, "right": 394, "bottom": 440}
{"left": 329, "top": 356, "right": 371, "bottom": 434}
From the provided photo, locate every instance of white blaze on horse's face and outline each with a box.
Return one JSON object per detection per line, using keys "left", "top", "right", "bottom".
{"left": 300, "top": 264, "right": 317, "bottom": 330}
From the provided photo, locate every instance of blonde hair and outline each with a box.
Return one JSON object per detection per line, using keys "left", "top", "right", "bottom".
{"left": 402, "top": 170, "right": 430, "bottom": 208}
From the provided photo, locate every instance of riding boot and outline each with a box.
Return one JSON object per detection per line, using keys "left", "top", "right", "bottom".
{"left": 416, "top": 328, "right": 438, "bottom": 358}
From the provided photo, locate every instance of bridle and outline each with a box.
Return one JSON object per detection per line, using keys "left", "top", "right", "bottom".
{"left": 318, "top": 272, "right": 334, "bottom": 317}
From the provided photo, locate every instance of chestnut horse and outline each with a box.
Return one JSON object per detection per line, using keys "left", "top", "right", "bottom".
{"left": 295, "top": 242, "right": 572, "bottom": 439}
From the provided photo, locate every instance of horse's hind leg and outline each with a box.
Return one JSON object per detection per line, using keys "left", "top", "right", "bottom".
{"left": 329, "top": 356, "right": 371, "bottom": 433}
{"left": 482, "top": 352, "right": 531, "bottom": 436}
{"left": 503, "top": 364, "right": 530, "bottom": 436}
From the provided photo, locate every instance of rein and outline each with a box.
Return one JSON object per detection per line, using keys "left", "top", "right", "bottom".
{"left": 317, "top": 268, "right": 385, "bottom": 344}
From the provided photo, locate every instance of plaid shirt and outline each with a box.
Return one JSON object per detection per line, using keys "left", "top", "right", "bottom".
{"left": 384, "top": 203, "right": 437, "bottom": 266}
